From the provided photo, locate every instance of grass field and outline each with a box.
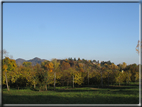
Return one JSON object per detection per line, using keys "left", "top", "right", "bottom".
{"left": 3, "top": 83, "right": 139, "bottom": 104}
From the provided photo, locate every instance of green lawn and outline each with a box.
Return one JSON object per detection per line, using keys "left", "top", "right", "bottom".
{"left": 3, "top": 83, "right": 139, "bottom": 104}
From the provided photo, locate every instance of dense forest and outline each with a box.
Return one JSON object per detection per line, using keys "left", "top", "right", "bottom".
{"left": 2, "top": 56, "right": 140, "bottom": 91}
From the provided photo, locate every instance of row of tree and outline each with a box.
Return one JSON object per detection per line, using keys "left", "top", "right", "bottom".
{"left": 2, "top": 56, "right": 140, "bottom": 91}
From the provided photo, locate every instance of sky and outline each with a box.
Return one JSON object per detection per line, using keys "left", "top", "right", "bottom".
{"left": 3, "top": 2, "right": 139, "bottom": 65}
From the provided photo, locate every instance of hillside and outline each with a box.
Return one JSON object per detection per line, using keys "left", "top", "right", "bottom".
{"left": 16, "top": 58, "right": 26, "bottom": 66}
{"left": 16, "top": 57, "right": 47, "bottom": 66}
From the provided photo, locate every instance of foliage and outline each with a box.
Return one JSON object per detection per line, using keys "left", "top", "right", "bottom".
{"left": 2, "top": 57, "right": 17, "bottom": 90}
{"left": 74, "top": 70, "right": 84, "bottom": 85}
{"left": 115, "top": 71, "right": 125, "bottom": 86}
{"left": 2, "top": 56, "right": 139, "bottom": 90}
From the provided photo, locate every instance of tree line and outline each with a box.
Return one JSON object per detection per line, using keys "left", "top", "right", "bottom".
{"left": 2, "top": 56, "right": 139, "bottom": 91}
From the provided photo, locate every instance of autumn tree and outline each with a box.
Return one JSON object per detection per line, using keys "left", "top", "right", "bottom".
{"left": 74, "top": 70, "right": 84, "bottom": 86}
{"left": 69, "top": 60, "right": 77, "bottom": 88}
{"left": 36, "top": 68, "right": 48, "bottom": 91}
{"left": 125, "top": 64, "right": 138, "bottom": 82}
{"left": 41, "top": 61, "right": 54, "bottom": 91}
{"left": 136, "top": 40, "right": 141, "bottom": 83}
{"left": 135, "top": 71, "right": 139, "bottom": 82}
{"left": 60, "top": 61, "right": 70, "bottom": 86}
{"left": 10, "top": 65, "right": 25, "bottom": 89}
{"left": 118, "top": 62, "right": 127, "bottom": 71}
{"left": 2, "top": 57, "right": 17, "bottom": 91}
{"left": 23, "top": 62, "right": 32, "bottom": 68}
{"left": 78, "top": 63, "right": 84, "bottom": 72}
{"left": 51, "top": 58, "right": 60, "bottom": 90}
{"left": 104, "top": 64, "right": 114, "bottom": 86}
{"left": 29, "top": 64, "right": 40, "bottom": 89}
{"left": 63, "top": 68, "right": 73, "bottom": 88}
{"left": 86, "top": 65, "right": 92, "bottom": 86}
{"left": 115, "top": 71, "right": 125, "bottom": 86}
{"left": 97, "top": 63, "right": 104, "bottom": 87}
{"left": 124, "top": 70, "right": 132, "bottom": 85}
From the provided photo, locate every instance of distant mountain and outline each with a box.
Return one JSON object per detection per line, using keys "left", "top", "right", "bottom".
{"left": 27, "top": 57, "right": 47, "bottom": 66}
{"left": 16, "top": 58, "right": 26, "bottom": 66}
{"left": 16, "top": 57, "right": 48, "bottom": 66}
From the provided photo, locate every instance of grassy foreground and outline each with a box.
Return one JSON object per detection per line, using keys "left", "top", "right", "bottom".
{"left": 3, "top": 83, "right": 139, "bottom": 104}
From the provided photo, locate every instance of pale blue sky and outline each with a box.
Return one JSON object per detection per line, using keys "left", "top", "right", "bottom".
{"left": 3, "top": 3, "right": 139, "bottom": 65}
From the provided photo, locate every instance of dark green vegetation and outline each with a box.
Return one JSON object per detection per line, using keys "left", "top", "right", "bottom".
{"left": 3, "top": 82, "right": 139, "bottom": 104}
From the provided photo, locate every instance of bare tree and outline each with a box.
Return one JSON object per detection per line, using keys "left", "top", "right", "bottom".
{"left": 136, "top": 40, "right": 142, "bottom": 54}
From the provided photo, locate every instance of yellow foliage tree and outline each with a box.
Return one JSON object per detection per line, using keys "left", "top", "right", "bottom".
{"left": 2, "top": 57, "right": 17, "bottom": 91}
{"left": 135, "top": 72, "right": 139, "bottom": 82}
{"left": 115, "top": 71, "right": 125, "bottom": 86}
{"left": 74, "top": 70, "right": 84, "bottom": 86}
{"left": 51, "top": 59, "right": 60, "bottom": 90}
{"left": 124, "top": 70, "right": 132, "bottom": 85}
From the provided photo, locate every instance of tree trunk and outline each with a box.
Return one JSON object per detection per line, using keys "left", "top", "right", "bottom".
{"left": 73, "top": 75, "right": 74, "bottom": 88}
{"left": 108, "top": 72, "right": 109, "bottom": 86}
{"left": 34, "top": 79, "right": 36, "bottom": 89}
{"left": 45, "top": 85, "right": 47, "bottom": 91}
{"left": 34, "top": 84, "right": 36, "bottom": 89}
{"left": 67, "top": 81, "right": 68, "bottom": 89}
{"left": 54, "top": 72, "right": 56, "bottom": 90}
{"left": 101, "top": 71, "right": 103, "bottom": 87}
{"left": 17, "top": 85, "right": 19, "bottom": 90}
{"left": 128, "top": 72, "right": 129, "bottom": 85}
{"left": 88, "top": 71, "right": 89, "bottom": 86}
{"left": 5, "top": 72, "right": 9, "bottom": 91}
{"left": 62, "top": 81, "right": 64, "bottom": 86}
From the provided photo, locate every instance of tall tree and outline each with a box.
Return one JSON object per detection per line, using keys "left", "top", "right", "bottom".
{"left": 30, "top": 64, "right": 40, "bottom": 89}
{"left": 41, "top": 61, "right": 53, "bottom": 91}
{"left": 74, "top": 70, "right": 84, "bottom": 86}
{"left": 135, "top": 71, "right": 139, "bottom": 82}
{"left": 2, "top": 57, "right": 17, "bottom": 91}
{"left": 97, "top": 63, "right": 103, "bottom": 87}
{"left": 86, "top": 66, "right": 91, "bottom": 86}
{"left": 51, "top": 59, "right": 60, "bottom": 90}
{"left": 124, "top": 70, "right": 132, "bottom": 85}
{"left": 60, "top": 61, "right": 70, "bottom": 86}
{"left": 115, "top": 71, "right": 125, "bottom": 86}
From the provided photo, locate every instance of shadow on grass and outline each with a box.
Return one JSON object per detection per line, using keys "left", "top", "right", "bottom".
{"left": 92, "top": 84, "right": 139, "bottom": 90}
{"left": 3, "top": 93, "right": 139, "bottom": 104}
{"left": 27, "top": 84, "right": 139, "bottom": 93}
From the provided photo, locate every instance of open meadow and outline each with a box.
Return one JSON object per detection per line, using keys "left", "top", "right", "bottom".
{"left": 3, "top": 82, "right": 139, "bottom": 104}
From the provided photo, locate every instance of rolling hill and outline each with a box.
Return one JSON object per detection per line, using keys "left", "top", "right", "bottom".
{"left": 16, "top": 57, "right": 47, "bottom": 66}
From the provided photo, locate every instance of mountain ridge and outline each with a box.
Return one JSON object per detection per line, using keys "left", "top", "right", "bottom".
{"left": 16, "top": 57, "right": 48, "bottom": 66}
